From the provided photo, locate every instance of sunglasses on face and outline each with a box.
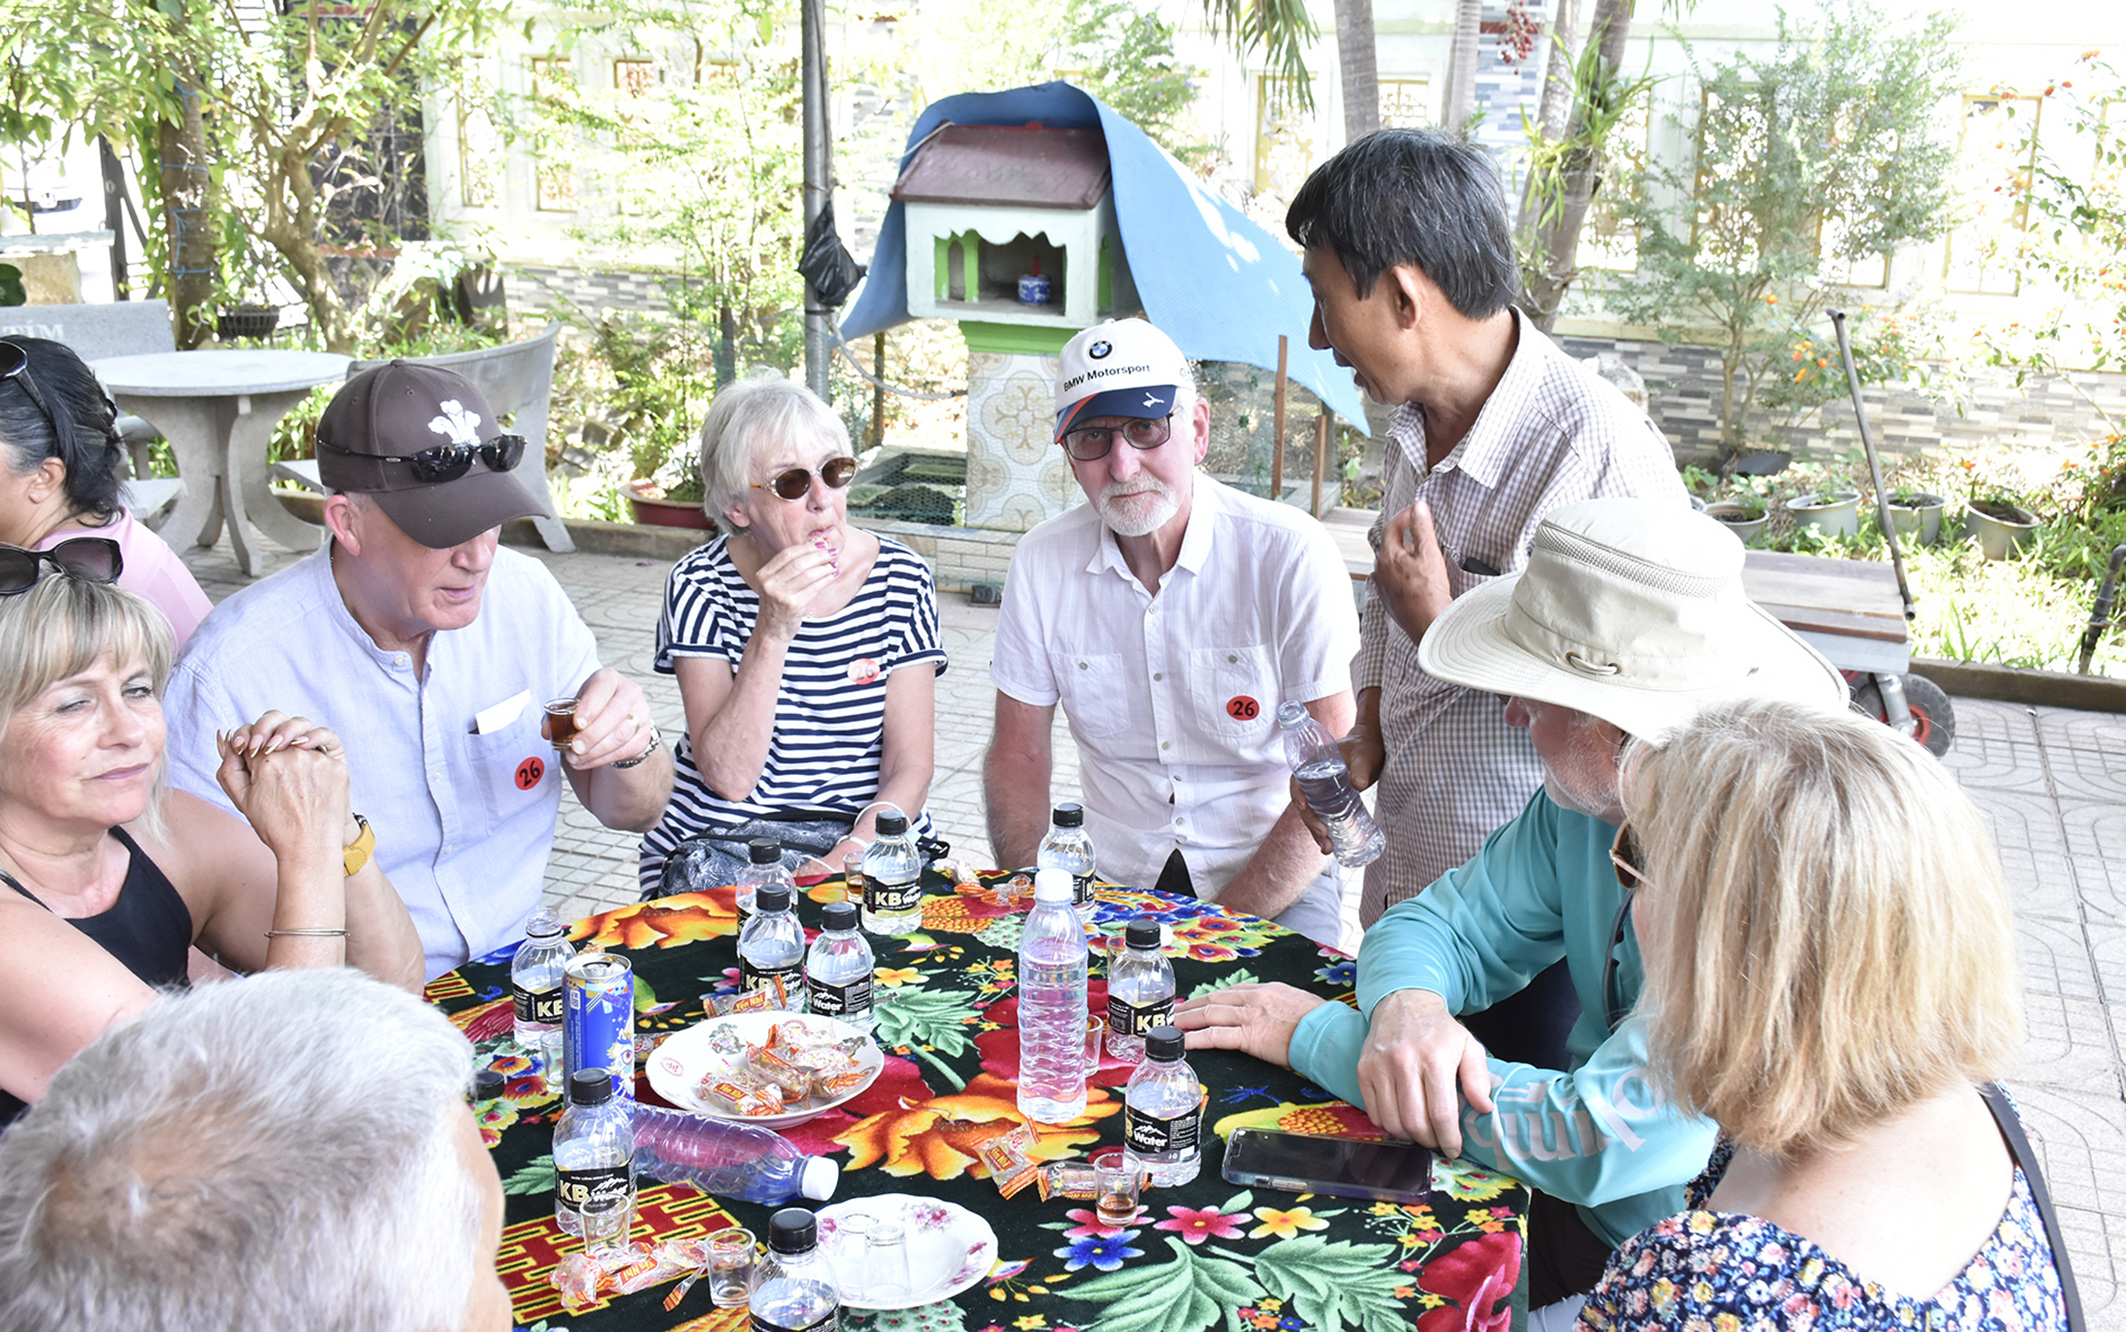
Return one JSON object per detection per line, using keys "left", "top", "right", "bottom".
{"left": 752, "top": 455, "right": 858, "bottom": 500}
{"left": 1060, "top": 414, "right": 1173, "bottom": 462}
{"left": 0, "top": 339, "right": 71, "bottom": 446}
{"left": 0, "top": 537, "right": 124, "bottom": 595}
{"left": 315, "top": 434, "right": 527, "bottom": 484}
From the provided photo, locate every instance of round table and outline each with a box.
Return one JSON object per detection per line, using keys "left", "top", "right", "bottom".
{"left": 428, "top": 871, "right": 1531, "bottom": 1331}
{"left": 90, "top": 350, "right": 349, "bottom": 577}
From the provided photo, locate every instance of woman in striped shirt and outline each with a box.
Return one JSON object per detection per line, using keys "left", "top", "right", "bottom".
{"left": 638, "top": 374, "right": 946, "bottom": 897}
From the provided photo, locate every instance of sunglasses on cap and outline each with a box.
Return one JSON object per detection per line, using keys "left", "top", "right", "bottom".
{"left": 1060, "top": 414, "right": 1173, "bottom": 462}
{"left": 315, "top": 433, "right": 527, "bottom": 484}
{"left": 752, "top": 455, "right": 858, "bottom": 500}
{"left": 0, "top": 537, "right": 124, "bottom": 595}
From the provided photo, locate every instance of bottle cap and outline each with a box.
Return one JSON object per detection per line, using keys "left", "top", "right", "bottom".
{"left": 768, "top": 1207, "right": 818, "bottom": 1254}
{"left": 525, "top": 908, "right": 565, "bottom": 940}
{"left": 799, "top": 1156, "right": 840, "bottom": 1201}
{"left": 1144, "top": 1026, "right": 1184, "bottom": 1061}
{"left": 749, "top": 838, "right": 782, "bottom": 865}
{"left": 1051, "top": 802, "right": 1084, "bottom": 828}
{"left": 473, "top": 1067, "right": 505, "bottom": 1101}
{"left": 1125, "top": 917, "right": 1161, "bottom": 950}
{"left": 820, "top": 900, "right": 858, "bottom": 932}
{"left": 876, "top": 812, "right": 908, "bottom": 836}
{"left": 1275, "top": 700, "right": 1308, "bottom": 729}
{"left": 1033, "top": 867, "right": 1074, "bottom": 903}
{"left": 568, "top": 1068, "right": 615, "bottom": 1106}
{"left": 756, "top": 884, "right": 792, "bottom": 914}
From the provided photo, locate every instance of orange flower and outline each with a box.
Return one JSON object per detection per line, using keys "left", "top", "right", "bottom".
{"left": 578, "top": 891, "right": 738, "bottom": 950}
{"left": 833, "top": 1074, "right": 1117, "bottom": 1179}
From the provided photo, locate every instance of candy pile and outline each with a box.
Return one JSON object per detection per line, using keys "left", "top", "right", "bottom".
{"left": 697, "top": 1019, "right": 871, "bottom": 1117}
{"left": 552, "top": 1236, "right": 714, "bottom": 1312}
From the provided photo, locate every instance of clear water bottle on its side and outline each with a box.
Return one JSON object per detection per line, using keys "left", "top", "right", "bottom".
{"left": 805, "top": 900, "right": 875, "bottom": 1032}
{"left": 511, "top": 909, "right": 575, "bottom": 1085}
{"left": 633, "top": 1104, "right": 840, "bottom": 1204}
{"left": 1037, "top": 802, "right": 1099, "bottom": 923}
{"left": 1105, "top": 917, "right": 1175, "bottom": 1063}
{"left": 738, "top": 884, "right": 806, "bottom": 1011}
{"left": 1277, "top": 701, "right": 1386, "bottom": 867}
{"left": 860, "top": 813, "right": 923, "bottom": 935}
{"left": 1121, "top": 1025, "right": 1202, "bottom": 1187}
{"left": 736, "top": 838, "right": 793, "bottom": 929}
{"left": 1016, "top": 867, "right": 1090, "bottom": 1125}
{"left": 555, "top": 1068, "right": 636, "bottom": 1252}
{"left": 751, "top": 1208, "right": 842, "bottom": 1332}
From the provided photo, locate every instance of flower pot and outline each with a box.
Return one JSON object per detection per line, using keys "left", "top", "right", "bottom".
{"left": 1962, "top": 500, "right": 2038, "bottom": 561}
{"left": 626, "top": 479, "right": 714, "bottom": 530}
{"left": 1884, "top": 493, "right": 1946, "bottom": 546}
{"left": 1705, "top": 501, "right": 1770, "bottom": 543}
{"left": 216, "top": 304, "right": 280, "bottom": 341}
{"left": 1785, "top": 490, "right": 1862, "bottom": 539}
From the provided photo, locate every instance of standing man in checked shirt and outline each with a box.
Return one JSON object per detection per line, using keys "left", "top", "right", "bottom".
{"left": 1285, "top": 129, "right": 1685, "bottom": 1062}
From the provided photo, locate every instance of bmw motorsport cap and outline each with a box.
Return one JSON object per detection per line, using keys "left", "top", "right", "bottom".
{"left": 1054, "top": 318, "right": 1190, "bottom": 442}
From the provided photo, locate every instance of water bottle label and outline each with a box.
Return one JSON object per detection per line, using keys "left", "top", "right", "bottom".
{"left": 1072, "top": 872, "right": 1095, "bottom": 910}
{"left": 740, "top": 957, "right": 803, "bottom": 995}
{"left": 753, "top": 1309, "right": 837, "bottom": 1332}
{"left": 514, "top": 983, "right": 563, "bottom": 1026}
{"left": 865, "top": 874, "right": 923, "bottom": 914}
{"left": 807, "top": 974, "right": 873, "bottom": 1018}
{"left": 557, "top": 1164, "right": 633, "bottom": 1214}
{"left": 1123, "top": 1104, "right": 1199, "bottom": 1155}
{"left": 1107, "top": 994, "right": 1174, "bottom": 1038}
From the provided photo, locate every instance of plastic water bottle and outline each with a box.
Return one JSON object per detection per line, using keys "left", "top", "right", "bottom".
{"left": 751, "top": 1208, "right": 842, "bottom": 1332}
{"left": 1038, "top": 802, "right": 1099, "bottom": 922}
{"left": 511, "top": 909, "right": 574, "bottom": 1085}
{"left": 1121, "top": 1026, "right": 1202, "bottom": 1187}
{"left": 738, "top": 884, "right": 805, "bottom": 1011}
{"left": 1017, "top": 867, "right": 1089, "bottom": 1125}
{"left": 860, "top": 813, "right": 923, "bottom": 934}
{"left": 737, "top": 837, "right": 793, "bottom": 928}
{"left": 1277, "top": 701, "right": 1386, "bottom": 867}
{"left": 805, "top": 900, "right": 875, "bottom": 1032}
{"left": 1105, "top": 917, "right": 1175, "bottom": 1063}
{"left": 633, "top": 1104, "right": 841, "bottom": 1204}
{"left": 555, "top": 1068, "right": 635, "bottom": 1252}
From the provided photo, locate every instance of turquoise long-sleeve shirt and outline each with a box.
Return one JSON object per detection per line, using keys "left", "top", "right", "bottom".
{"left": 1287, "top": 789, "right": 1717, "bottom": 1248}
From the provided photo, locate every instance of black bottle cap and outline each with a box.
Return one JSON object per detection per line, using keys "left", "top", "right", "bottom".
{"left": 473, "top": 1067, "right": 506, "bottom": 1101}
{"left": 1051, "top": 802, "right": 1084, "bottom": 828}
{"left": 749, "top": 838, "right": 782, "bottom": 865}
{"left": 876, "top": 812, "right": 908, "bottom": 836}
{"left": 756, "top": 884, "right": 792, "bottom": 914}
{"left": 1144, "top": 1026, "right": 1184, "bottom": 1061}
{"left": 768, "top": 1207, "right": 817, "bottom": 1253}
{"left": 568, "top": 1069, "right": 615, "bottom": 1106}
{"left": 1125, "top": 917, "right": 1161, "bottom": 950}
{"left": 821, "top": 900, "right": 858, "bottom": 931}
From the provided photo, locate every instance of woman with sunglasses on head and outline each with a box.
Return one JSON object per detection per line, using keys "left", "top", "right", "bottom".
{"left": 637, "top": 373, "right": 947, "bottom": 897}
{"left": 0, "top": 568, "right": 425, "bottom": 1130}
{"left": 0, "top": 338, "right": 213, "bottom": 646}
{"left": 1579, "top": 698, "right": 2071, "bottom": 1331}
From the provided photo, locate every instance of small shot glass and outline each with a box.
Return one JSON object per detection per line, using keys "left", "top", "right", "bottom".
{"left": 863, "top": 1218, "right": 914, "bottom": 1305}
{"left": 541, "top": 697, "right": 580, "bottom": 751}
{"left": 844, "top": 852, "right": 867, "bottom": 901}
{"left": 1093, "top": 1148, "right": 1142, "bottom": 1226}
{"left": 1084, "top": 1013, "right": 1106, "bottom": 1077}
{"left": 827, "top": 1211, "right": 875, "bottom": 1298}
{"left": 707, "top": 1227, "right": 758, "bottom": 1309}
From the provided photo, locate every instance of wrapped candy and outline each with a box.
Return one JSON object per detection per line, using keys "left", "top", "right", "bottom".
{"left": 553, "top": 1251, "right": 604, "bottom": 1310}
{"left": 748, "top": 1046, "right": 816, "bottom": 1101}
{"left": 975, "top": 1122, "right": 1041, "bottom": 1199}
{"left": 1039, "top": 1160, "right": 1101, "bottom": 1201}
{"left": 699, "top": 1073, "right": 784, "bottom": 1117}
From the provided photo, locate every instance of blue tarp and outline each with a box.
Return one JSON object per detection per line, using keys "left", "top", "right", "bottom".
{"left": 840, "top": 81, "right": 1371, "bottom": 434}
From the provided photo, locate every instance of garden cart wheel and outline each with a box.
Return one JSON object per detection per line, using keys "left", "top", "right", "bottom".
{"left": 1846, "top": 671, "right": 1956, "bottom": 757}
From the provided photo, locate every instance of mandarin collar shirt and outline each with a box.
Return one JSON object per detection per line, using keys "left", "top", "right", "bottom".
{"left": 164, "top": 543, "right": 602, "bottom": 979}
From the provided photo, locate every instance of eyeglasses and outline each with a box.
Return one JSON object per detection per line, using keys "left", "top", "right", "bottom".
{"left": 0, "top": 537, "right": 124, "bottom": 596}
{"left": 0, "top": 340, "right": 71, "bottom": 447}
{"left": 1602, "top": 820, "right": 1644, "bottom": 1032}
{"left": 315, "top": 434, "right": 526, "bottom": 484}
{"left": 752, "top": 456, "right": 858, "bottom": 500}
{"left": 1060, "top": 415, "right": 1173, "bottom": 462}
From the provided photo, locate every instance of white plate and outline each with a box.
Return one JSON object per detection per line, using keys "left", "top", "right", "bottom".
{"left": 818, "top": 1194, "right": 999, "bottom": 1310}
{"left": 647, "top": 1011, "right": 884, "bottom": 1129}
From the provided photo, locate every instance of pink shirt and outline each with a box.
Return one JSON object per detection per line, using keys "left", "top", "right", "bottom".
{"left": 40, "top": 509, "right": 215, "bottom": 648}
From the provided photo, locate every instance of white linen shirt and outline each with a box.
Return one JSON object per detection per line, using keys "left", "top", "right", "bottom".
{"left": 164, "top": 544, "right": 602, "bottom": 979}
{"left": 991, "top": 475, "right": 1361, "bottom": 894}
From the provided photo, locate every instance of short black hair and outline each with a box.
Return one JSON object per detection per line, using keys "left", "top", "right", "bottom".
{"left": 1286, "top": 129, "right": 1519, "bottom": 320}
{"left": 0, "top": 337, "right": 126, "bottom": 523}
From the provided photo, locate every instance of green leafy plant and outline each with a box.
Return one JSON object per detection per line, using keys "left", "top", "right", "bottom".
{"left": 0, "top": 262, "right": 23, "bottom": 307}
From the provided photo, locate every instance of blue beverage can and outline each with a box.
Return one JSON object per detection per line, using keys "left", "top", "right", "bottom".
{"left": 563, "top": 951, "right": 634, "bottom": 1099}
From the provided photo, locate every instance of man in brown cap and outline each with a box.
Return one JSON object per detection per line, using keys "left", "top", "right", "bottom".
{"left": 165, "top": 362, "right": 673, "bottom": 978}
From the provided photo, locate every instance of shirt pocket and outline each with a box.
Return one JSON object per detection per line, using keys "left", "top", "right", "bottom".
{"left": 1189, "top": 642, "right": 1278, "bottom": 744}
{"left": 475, "top": 713, "right": 555, "bottom": 823}
{"left": 1051, "top": 649, "right": 1134, "bottom": 740}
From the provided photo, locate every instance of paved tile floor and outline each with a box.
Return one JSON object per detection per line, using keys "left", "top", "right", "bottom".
{"left": 186, "top": 536, "right": 2124, "bottom": 1324}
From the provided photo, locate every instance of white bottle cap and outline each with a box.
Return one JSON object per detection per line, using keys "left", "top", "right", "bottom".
{"left": 800, "top": 1155, "right": 840, "bottom": 1201}
{"left": 1033, "top": 867, "right": 1074, "bottom": 903}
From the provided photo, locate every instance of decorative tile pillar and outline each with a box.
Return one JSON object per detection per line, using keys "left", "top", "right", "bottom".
{"left": 960, "top": 321, "right": 1079, "bottom": 532}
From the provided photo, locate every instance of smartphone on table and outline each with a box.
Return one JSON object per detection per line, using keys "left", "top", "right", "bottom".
{"left": 1220, "top": 1127, "right": 1436, "bottom": 1203}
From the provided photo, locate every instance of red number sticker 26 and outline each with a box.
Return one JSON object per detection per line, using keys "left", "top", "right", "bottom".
{"left": 1226, "top": 695, "right": 1261, "bottom": 721}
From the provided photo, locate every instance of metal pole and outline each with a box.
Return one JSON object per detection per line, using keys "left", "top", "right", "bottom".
{"left": 1829, "top": 308, "right": 1914, "bottom": 622}
{"left": 801, "top": 0, "right": 831, "bottom": 400}
{"left": 1270, "top": 334, "right": 1288, "bottom": 501}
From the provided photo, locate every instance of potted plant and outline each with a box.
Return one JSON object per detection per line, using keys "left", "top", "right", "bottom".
{"left": 626, "top": 475, "right": 715, "bottom": 530}
{"left": 1884, "top": 486, "right": 1947, "bottom": 545}
{"left": 1962, "top": 488, "right": 2039, "bottom": 560}
{"left": 1705, "top": 494, "right": 1771, "bottom": 542}
{"left": 1785, "top": 487, "right": 1863, "bottom": 539}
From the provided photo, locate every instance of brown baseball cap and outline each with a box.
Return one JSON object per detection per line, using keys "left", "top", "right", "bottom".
{"left": 314, "top": 360, "right": 551, "bottom": 548}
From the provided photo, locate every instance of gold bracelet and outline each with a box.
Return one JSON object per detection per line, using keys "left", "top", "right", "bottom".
{"left": 265, "top": 928, "right": 349, "bottom": 938}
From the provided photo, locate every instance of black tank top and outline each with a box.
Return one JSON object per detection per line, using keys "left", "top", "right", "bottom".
{"left": 0, "top": 827, "right": 192, "bottom": 1129}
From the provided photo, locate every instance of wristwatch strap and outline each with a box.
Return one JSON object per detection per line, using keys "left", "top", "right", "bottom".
{"left": 342, "top": 813, "right": 375, "bottom": 877}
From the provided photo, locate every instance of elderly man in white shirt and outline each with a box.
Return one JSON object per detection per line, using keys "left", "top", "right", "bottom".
{"left": 984, "top": 319, "right": 1361, "bottom": 946}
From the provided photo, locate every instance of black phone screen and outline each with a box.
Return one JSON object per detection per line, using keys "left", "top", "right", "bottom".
{"left": 1221, "top": 1128, "right": 1435, "bottom": 1202}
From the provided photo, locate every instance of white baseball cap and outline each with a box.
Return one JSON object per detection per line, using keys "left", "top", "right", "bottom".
{"left": 1053, "top": 319, "right": 1191, "bottom": 442}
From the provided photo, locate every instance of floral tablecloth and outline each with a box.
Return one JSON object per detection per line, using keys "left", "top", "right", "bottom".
{"left": 427, "top": 871, "right": 1530, "bottom": 1332}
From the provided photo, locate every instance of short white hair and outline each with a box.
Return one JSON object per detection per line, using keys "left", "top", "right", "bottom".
{"left": 0, "top": 969, "right": 484, "bottom": 1332}
{"left": 697, "top": 372, "right": 851, "bottom": 535}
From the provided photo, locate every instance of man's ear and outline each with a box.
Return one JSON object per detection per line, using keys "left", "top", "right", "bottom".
{"left": 1187, "top": 396, "right": 1212, "bottom": 465}
{"left": 322, "top": 493, "right": 364, "bottom": 555}
{"left": 1384, "top": 263, "right": 1430, "bottom": 332}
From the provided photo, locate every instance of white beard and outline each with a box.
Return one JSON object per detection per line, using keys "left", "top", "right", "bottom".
{"left": 1096, "top": 477, "right": 1181, "bottom": 538}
